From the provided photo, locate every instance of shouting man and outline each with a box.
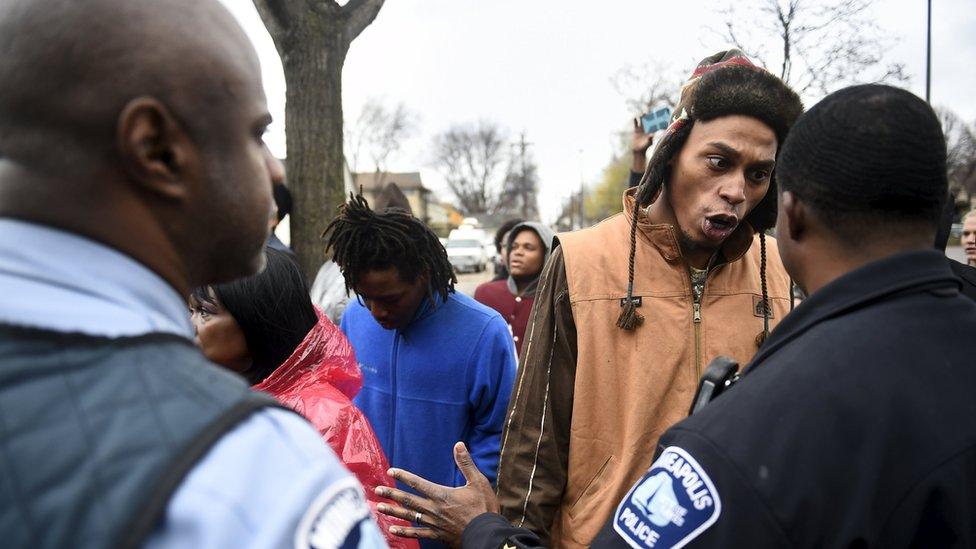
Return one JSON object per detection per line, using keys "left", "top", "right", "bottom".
{"left": 495, "top": 50, "right": 803, "bottom": 547}
{"left": 375, "top": 83, "right": 976, "bottom": 549}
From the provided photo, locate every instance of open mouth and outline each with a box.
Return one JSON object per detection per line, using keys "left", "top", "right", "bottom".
{"left": 702, "top": 213, "right": 739, "bottom": 240}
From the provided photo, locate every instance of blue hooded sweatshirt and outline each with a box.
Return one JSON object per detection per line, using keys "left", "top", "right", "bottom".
{"left": 341, "top": 290, "right": 517, "bottom": 491}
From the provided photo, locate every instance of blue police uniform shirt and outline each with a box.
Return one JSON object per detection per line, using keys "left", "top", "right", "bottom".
{"left": 0, "top": 219, "right": 385, "bottom": 548}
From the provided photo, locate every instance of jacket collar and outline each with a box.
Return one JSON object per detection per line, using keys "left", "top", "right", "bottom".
{"left": 745, "top": 249, "right": 959, "bottom": 375}
{"left": 253, "top": 306, "right": 363, "bottom": 399}
{"left": 0, "top": 218, "right": 193, "bottom": 339}
{"left": 399, "top": 289, "right": 447, "bottom": 334}
{"left": 622, "top": 188, "right": 755, "bottom": 266}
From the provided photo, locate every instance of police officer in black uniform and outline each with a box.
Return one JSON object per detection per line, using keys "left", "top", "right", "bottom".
{"left": 374, "top": 84, "right": 976, "bottom": 548}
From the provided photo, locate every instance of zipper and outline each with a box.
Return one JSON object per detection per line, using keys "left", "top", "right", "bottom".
{"left": 693, "top": 301, "right": 702, "bottom": 378}
{"left": 690, "top": 269, "right": 707, "bottom": 379}
{"left": 389, "top": 331, "right": 400, "bottom": 465}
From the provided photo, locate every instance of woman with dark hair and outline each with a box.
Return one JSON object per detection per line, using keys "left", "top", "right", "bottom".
{"left": 189, "top": 247, "right": 415, "bottom": 549}
{"left": 475, "top": 222, "right": 556, "bottom": 356}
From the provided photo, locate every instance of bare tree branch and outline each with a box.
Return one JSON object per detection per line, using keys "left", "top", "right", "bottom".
{"left": 938, "top": 107, "right": 976, "bottom": 200}
{"left": 344, "top": 97, "right": 418, "bottom": 173}
{"left": 432, "top": 121, "right": 515, "bottom": 216}
{"left": 343, "top": 0, "right": 385, "bottom": 43}
{"left": 252, "top": 0, "right": 295, "bottom": 42}
{"left": 610, "top": 60, "right": 684, "bottom": 115}
{"left": 709, "top": 0, "right": 908, "bottom": 96}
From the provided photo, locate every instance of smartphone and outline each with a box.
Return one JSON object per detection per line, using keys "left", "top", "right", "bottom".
{"left": 639, "top": 107, "right": 672, "bottom": 134}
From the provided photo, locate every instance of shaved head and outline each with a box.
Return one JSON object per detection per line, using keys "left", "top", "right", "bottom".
{"left": 0, "top": 0, "right": 260, "bottom": 174}
{"left": 0, "top": 0, "right": 281, "bottom": 294}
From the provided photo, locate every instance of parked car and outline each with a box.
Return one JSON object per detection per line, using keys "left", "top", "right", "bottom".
{"left": 445, "top": 238, "right": 489, "bottom": 273}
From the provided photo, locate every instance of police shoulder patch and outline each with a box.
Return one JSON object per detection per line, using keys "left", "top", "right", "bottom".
{"left": 612, "top": 446, "right": 721, "bottom": 549}
{"left": 294, "top": 476, "right": 374, "bottom": 549}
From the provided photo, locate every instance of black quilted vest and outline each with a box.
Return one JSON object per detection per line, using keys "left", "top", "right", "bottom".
{"left": 0, "top": 325, "right": 286, "bottom": 549}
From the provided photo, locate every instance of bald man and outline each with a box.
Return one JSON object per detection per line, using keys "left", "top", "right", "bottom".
{"left": 0, "top": 1, "right": 383, "bottom": 547}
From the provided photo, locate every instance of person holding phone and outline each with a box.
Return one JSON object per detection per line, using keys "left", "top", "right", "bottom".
{"left": 376, "top": 83, "right": 976, "bottom": 549}
{"left": 628, "top": 117, "right": 655, "bottom": 188}
{"left": 627, "top": 107, "right": 672, "bottom": 188}
{"left": 490, "top": 50, "right": 802, "bottom": 548}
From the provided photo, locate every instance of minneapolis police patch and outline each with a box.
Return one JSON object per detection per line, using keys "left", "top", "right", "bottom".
{"left": 295, "top": 477, "right": 381, "bottom": 549}
{"left": 612, "top": 446, "right": 721, "bottom": 549}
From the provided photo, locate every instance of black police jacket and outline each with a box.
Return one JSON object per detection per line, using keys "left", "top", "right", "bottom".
{"left": 464, "top": 250, "right": 976, "bottom": 548}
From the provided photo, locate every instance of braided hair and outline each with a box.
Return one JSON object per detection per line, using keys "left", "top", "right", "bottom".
{"left": 617, "top": 121, "right": 694, "bottom": 330}
{"left": 323, "top": 193, "right": 456, "bottom": 305}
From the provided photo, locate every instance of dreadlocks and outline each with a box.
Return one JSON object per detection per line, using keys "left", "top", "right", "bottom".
{"left": 323, "top": 193, "right": 456, "bottom": 304}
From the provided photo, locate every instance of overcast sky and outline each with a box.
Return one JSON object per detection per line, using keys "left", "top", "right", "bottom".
{"left": 221, "top": 0, "right": 976, "bottom": 223}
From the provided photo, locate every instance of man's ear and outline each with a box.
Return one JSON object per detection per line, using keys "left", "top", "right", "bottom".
{"left": 780, "top": 191, "right": 806, "bottom": 241}
{"left": 116, "top": 97, "right": 194, "bottom": 201}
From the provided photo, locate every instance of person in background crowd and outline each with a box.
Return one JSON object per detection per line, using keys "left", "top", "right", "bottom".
{"left": 325, "top": 194, "right": 517, "bottom": 547}
{"left": 311, "top": 182, "right": 415, "bottom": 324}
{"left": 268, "top": 181, "right": 295, "bottom": 255}
{"left": 0, "top": 0, "right": 382, "bottom": 546}
{"left": 492, "top": 218, "right": 525, "bottom": 281}
{"left": 375, "top": 82, "right": 976, "bottom": 549}
{"left": 189, "top": 247, "right": 415, "bottom": 548}
{"left": 962, "top": 209, "right": 976, "bottom": 267}
{"left": 475, "top": 222, "right": 556, "bottom": 356}
{"left": 934, "top": 202, "right": 976, "bottom": 300}
{"left": 310, "top": 256, "right": 352, "bottom": 324}
{"left": 495, "top": 50, "right": 802, "bottom": 547}
{"left": 627, "top": 117, "right": 654, "bottom": 188}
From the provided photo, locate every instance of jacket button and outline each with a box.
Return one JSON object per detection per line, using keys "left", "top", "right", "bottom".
{"left": 513, "top": 336, "right": 520, "bottom": 342}
{"left": 515, "top": 296, "right": 522, "bottom": 303}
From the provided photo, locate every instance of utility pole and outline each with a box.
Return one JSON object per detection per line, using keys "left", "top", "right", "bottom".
{"left": 518, "top": 133, "right": 530, "bottom": 219}
{"left": 510, "top": 133, "right": 535, "bottom": 219}
{"left": 925, "top": 0, "right": 932, "bottom": 102}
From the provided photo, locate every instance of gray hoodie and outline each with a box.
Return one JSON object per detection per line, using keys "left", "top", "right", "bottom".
{"left": 504, "top": 221, "right": 557, "bottom": 298}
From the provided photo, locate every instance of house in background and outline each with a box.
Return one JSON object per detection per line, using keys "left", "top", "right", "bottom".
{"left": 354, "top": 171, "right": 431, "bottom": 223}
{"left": 428, "top": 202, "right": 465, "bottom": 238}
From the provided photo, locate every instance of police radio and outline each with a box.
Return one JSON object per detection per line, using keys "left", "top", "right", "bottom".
{"left": 688, "top": 356, "right": 740, "bottom": 415}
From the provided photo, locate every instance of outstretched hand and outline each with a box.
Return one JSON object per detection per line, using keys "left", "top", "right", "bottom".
{"left": 375, "top": 442, "right": 499, "bottom": 548}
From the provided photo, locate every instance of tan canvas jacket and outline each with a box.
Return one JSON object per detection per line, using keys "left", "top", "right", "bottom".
{"left": 496, "top": 189, "right": 792, "bottom": 548}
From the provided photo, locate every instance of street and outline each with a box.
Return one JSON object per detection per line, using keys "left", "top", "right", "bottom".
{"left": 947, "top": 245, "right": 966, "bottom": 264}
{"left": 456, "top": 269, "right": 493, "bottom": 297}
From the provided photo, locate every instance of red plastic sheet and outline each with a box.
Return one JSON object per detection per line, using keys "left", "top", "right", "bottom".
{"left": 254, "top": 308, "right": 417, "bottom": 548}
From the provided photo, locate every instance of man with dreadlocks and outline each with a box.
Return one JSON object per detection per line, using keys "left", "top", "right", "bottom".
{"left": 375, "top": 83, "right": 976, "bottom": 549}
{"left": 485, "top": 50, "right": 804, "bottom": 548}
{"left": 325, "top": 194, "right": 517, "bottom": 528}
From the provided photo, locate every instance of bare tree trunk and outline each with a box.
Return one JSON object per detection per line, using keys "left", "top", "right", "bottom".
{"left": 253, "top": 0, "right": 385, "bottom": 278}
{"left": 282, "top": 12, "right": 347, "bottom": 278}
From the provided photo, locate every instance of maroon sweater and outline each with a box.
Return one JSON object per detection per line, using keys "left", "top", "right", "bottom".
{"left": 473, "top": 279, "right": 534, "bottom": 357}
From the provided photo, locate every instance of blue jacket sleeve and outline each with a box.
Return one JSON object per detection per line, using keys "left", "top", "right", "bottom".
{"left": 462, "top": 315, "right": 517, "bottom": 487}
{"left": 339, "top": 302, "right": 351, "bottom": 335}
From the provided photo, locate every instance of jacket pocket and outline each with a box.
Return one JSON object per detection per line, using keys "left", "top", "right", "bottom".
{"left": 567, "top": 453, "right": 615, "bottom": 519}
